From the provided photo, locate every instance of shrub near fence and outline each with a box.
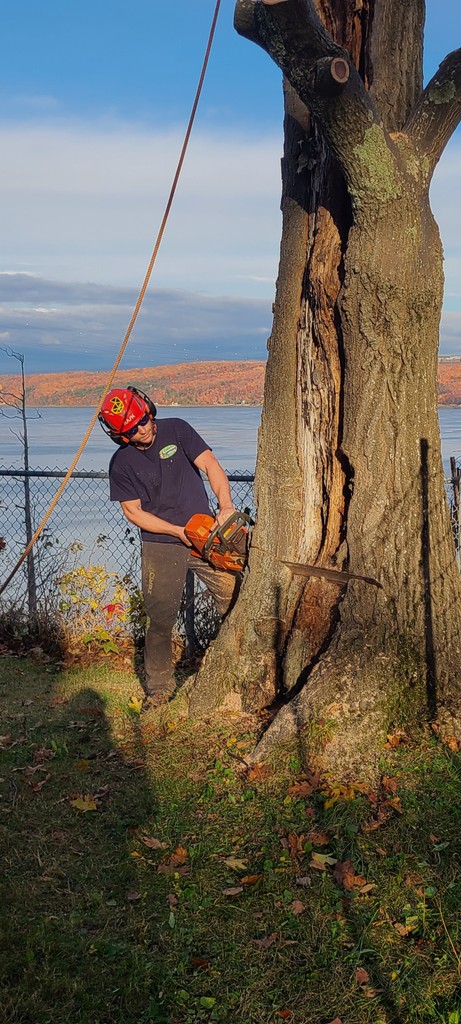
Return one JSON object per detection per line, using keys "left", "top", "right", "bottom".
{"left": 0, "top": 467, "right": 255, "bottom": 650}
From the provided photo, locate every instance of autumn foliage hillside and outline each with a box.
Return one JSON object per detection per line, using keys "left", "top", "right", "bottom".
{"left": 0, "top": 361, "right": 265, "bottom": 408}
{"left": 1, "top": 358, "right": 460, "bottom": 407}
{"left": 438, "top": 359, "right": 461, "bottom": 406}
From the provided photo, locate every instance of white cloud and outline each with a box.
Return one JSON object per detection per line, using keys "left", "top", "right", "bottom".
{"left": 0, "top": 274, "right": 272, "bottom": 373}
{"left": 430, "top": 142, "right": 461, "bottom": 310}
{"left": 0, "top": 120, "right": 282, "bottom": 297}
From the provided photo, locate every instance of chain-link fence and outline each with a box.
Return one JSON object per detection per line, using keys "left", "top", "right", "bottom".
{"left": 448, "top": 457, "right": 461, "bottom": 568}
{"left": 3, "top": 464, "right": 461, "bottom": 650}
{"left": 0, "top": 467, "right": 255, "bottom": 648}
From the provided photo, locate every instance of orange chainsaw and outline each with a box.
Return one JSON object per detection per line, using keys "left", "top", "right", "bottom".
{"left": 184, "top": 510, "right": 382, "bottom": 588}
{"left": 184, "top": 511, "right": 252, "bottom": 573}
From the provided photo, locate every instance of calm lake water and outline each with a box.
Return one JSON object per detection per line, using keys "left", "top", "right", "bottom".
{"left": 1, "top": 405, "right": 461, "bottom": 475}
{"left": 0, "top": 406, "right": 262, "bottom": 474}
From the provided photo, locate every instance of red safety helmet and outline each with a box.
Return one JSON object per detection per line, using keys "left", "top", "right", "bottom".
{"left": 99, "top": 385, "right": 157, "bottom": 444}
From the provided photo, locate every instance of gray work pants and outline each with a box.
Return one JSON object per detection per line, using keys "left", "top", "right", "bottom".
{"left": 141, "top": 542, "right": 239, "bottom": 695}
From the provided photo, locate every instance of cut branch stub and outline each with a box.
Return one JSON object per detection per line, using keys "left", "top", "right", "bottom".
{"left": 311, "top": 56, "right": 351, "bottom": 97}
{"left": 331, "top": 56, "right": 350, "bottom": 84}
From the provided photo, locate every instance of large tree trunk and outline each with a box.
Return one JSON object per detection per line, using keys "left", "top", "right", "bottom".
{"left": 187, "top": 0, "right": 461, "bottom": 777}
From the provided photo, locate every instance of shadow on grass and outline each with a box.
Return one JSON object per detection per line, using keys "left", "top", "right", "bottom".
{"left": 0, "top": 663, "right": 170, "bottom": 1024}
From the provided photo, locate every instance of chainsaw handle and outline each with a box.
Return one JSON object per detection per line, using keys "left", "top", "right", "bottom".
{"left": 204, "top": 511, "right": 252, "bottom": 560}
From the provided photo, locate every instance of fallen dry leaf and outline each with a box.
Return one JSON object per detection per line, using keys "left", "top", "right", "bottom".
{"left": 361, "top": 806, "right": 392, "bottom": 832}
{"left": 93, "top": 785, "right": 110, "bottom": 802}
{"left": 289, "top": 900, "right": 305, "bottom": 915}
{"left": 287, "top": 780, "right": 315, "bottom": 798}
{"left": 356, "top": 967, "right": 370, "bottom": 986}
{"left": 288, "top": 832, "right": 307, "bottom": 858}
{"left": 393, "top": 919, "right": 418, "bottom": 937}
{"left": 33, "top": 747, "right": 54, "bottom": 763}
{"left": 306, "top": 829, "right": 330, "bottom": 846}
{"left": 445, "top": 735, "right": 461, "bottom": 751}
{"left": 385, "top": 796, "right": 403, "bottom": 813}
{"left": 190, "top": 955, "right": 210, "bottom": 970}
{"left": 310, "top": 852, "right": 337, "bottom": 871}
{"left": 381, "top": 775, "right": 399, "bottom": 794}
{"left": 246, "top": 764, "right": 269, "bottom": 782}
{"left": 384, "top": 729, "right": 410, "bottom": 748}
{"left": 277, "top": 1012, "right": 293, "bottom": 1021}
{"left": 169, "top": 845, "right": 188, "bottom": 866}
{"left": 223, "top": 856, "right": 248, "bottom": 871}
{"left": 29, "top": 773, "right": 51, "bottom": 793}
{"left": 140, "top": 834, "right": 168, "bottom": 851}
{"left": 69, "top": 795, "right": 98, "bottom": 812}
{"left": 127, "top": 695, "right": 143, "bottom": 714}
{"left": 253, "top": 932, "right": 277, "bottom": 950}
{"left": 241, "top": 873, "right": 263, "bottom": 886}
{"left": 222, "top": 886, "right": 243, "bottom": 897}
{"left": 333, "top": 859, "right": 367, "bottom": 890}
{"left": 126, "top": 890, "right": 141, "bottom": 901}
{"left": 158, "top": 845, "right": 189, "bottom": 874}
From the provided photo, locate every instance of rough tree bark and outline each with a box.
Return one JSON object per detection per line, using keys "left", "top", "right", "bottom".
{"left": 187, "top": 0, "right": 461, "bottom": 777}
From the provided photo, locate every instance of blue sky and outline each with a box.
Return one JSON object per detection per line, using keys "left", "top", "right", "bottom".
{"left": 0, "top": 0, "right": 460, "bottom": 374}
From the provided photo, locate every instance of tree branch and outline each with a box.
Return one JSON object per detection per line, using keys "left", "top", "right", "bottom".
{"left": 234, "top": 0, "right": 402, "bottom": 207}
{"left": 405, "top": 49, "right": 461, "bottom": 179}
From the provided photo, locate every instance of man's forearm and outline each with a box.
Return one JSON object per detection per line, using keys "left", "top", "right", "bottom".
{"left": 121, "top": 503, "right": 186, "bottom": 542}
{"left": 206, "top": 462, "right": 234, "bottom": 514}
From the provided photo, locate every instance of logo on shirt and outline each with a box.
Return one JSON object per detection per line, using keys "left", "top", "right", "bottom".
{"left": 159, "top": 444, "right": 178, "bottom": 460}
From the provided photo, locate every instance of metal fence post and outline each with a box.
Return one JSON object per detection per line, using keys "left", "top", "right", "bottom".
{"left": 450, "top": 456, "right": 461, "bottom": 565}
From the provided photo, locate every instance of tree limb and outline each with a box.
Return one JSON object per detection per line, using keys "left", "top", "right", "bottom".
{"left": 234, "top": 0, "right": 402, "bottom": 207}
{"left": 405, "top": 48, "right": 461, "bottom": 180}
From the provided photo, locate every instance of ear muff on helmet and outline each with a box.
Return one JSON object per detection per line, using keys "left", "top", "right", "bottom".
{"left": 98, "top": 385, "right": 157, "bottom": 445}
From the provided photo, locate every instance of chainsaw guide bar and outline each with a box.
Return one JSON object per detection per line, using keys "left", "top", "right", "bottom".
{"left": 185, "top": 511, "right": 382, "bottom": 589}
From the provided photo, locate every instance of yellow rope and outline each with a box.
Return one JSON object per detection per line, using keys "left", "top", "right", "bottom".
{"left": 0, "top": 0, "right": 222, "bottom": 599}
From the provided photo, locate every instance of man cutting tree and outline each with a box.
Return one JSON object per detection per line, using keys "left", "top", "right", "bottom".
{"left": 99, "top": 385, "right": 239, "bottom": 705}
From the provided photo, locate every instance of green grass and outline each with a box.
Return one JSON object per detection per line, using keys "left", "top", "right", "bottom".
{"left": 1, "top": 655, "right": 461, "bottom": 1024}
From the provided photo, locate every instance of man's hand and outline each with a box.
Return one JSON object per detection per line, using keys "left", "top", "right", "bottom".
{"left": 177, "top": 526, "right": 193, "bottom": 547}
{"left": 214, "top": 506, "right": 236, "bottom": 528}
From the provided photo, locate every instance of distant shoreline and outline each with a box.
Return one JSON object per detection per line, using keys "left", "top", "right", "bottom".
{"left": 1, "top": 357, "right": 461, "bottom": 408}
{"left": 6, "top": 403, "right": 460, "bottom": 409}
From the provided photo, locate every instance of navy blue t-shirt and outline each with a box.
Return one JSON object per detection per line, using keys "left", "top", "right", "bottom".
{"left": 109, "top": 417, "right": 213, "bottom": 543}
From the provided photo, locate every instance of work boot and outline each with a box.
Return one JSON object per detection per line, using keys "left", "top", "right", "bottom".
{"left": 142, "top": 672, "right": 176, "bottom": 710}
{"left": 141, "top": 691, "right": 171, "bottom": 712}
